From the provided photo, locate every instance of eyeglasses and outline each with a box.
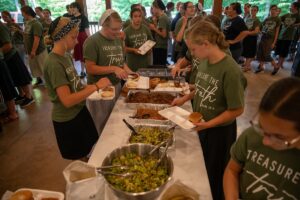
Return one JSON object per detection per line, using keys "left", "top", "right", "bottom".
{"left": 187, "top": 6, "right": 195, "bottom": 9}
{"left": 250, "top": 115, "right": 300, "bottom": 150}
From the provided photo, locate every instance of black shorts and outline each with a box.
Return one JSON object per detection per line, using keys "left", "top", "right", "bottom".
{"left": 242, "top": 36, "right": 258, "bottom": 58}
{"left": 5, "top": 52, "right": 32, "bottom": 87}
{"left": 0, "top": 59, "right": 18, "bottom": 101}
{"left": 153, "top": 48, "right": 167, "bottom": 66}
{"left": 53, "top": 106, "right": 99, "bottom": 160}
{"left": 275, "top": 40, "right": 292, "bottom": 58}
{"left": 198, "top": 121, "right": 237, "bottom": 200}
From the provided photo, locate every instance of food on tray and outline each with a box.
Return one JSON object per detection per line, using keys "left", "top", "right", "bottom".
{"left": 126, "top": 81, "right": 138, "bottom": 88}
{"left": 168, "top": 196, "right": 194, "bottom": 200}
{"left": 10, "top": 190, "right": 34, "bottom": 200}
{"left": 105, "top": 152, "right": 168, "bottom": 193}
{"left": 188, "top": 112, "right": 203, "bottom": 123}
{"left": 126, "top": 92, "right": 175, "bottom": 104}
{"left": 128, "top": 73, "right": 139, "bottom": 81}
{"left": 129, "top": 127, "right": 172, "bottom": 145}
{"left": 69, "top": 170, "right": 97, "bottom": 182}
{"left": 150, "top": 78, "right": 161, "bottom": 89}
{"left": 101, "top": 87, "right": 114, "bottom": 98}
{"left": 40, "top": 198, "right": 59, "bottom": 200}
{"left": 133, "top": 108, "right": 166, "bottom": 120}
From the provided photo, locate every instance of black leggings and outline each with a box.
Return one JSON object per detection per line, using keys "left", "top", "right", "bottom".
{"left": 153, "top": 48, "right": 167, "bottom": 66}
{"left": 198, "top": 121, "right": 237, "bottom": 200}
{"left": 53, "top": 106, "right": 99, "bottom": 160}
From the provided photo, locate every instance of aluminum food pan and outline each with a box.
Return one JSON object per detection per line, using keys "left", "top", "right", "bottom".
{"left": 128, "top": 123, "right": 175, "bottom": 149}
{"left": 125, "top": 90, "right": 178, "bottom": 109}
{"left": 130, "top": 104, "right": 172, "bottom": 124}
{"left": 137, "top": 68, "right": 171, "bottom": 78}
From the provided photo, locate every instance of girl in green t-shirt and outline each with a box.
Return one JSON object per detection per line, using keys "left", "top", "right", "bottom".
{"left": 224, "top": 77, "right": 300, "bottom": 199}
{"left": 124, "top": 8, "right": 153, "bottom": 71}
{"left": 172, "top": 20, "right": 246, "bottom": 200}
{"left": 43, "top": 17, "right": 111, "bottom": 160}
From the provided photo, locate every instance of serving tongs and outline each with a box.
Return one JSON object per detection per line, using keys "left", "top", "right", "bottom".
{"left": 123, "top": 119, "right": 139, "bottom": 135}
{"left": 155, "top": 138, "right": 171, "bottom": 168}
{"left": 97, "top": 165, "right": 134, "bottom": 177}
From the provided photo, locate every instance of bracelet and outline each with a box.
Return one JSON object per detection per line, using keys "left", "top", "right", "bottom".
{"left": 94, "top": 84, "right": 100, "bottom": 91}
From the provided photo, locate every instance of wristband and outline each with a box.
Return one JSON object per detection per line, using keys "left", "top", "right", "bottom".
{"left": 94, "top": 84, "right": 100, "bottom": 91}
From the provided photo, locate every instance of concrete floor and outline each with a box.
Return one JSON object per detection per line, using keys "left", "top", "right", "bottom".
{"left": 0, "top": 60, "right": 293, "bottom": 197}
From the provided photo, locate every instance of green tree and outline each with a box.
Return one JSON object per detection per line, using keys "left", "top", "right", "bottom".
{"left": 0, "top": 0, "right": 17, "bottom": 11}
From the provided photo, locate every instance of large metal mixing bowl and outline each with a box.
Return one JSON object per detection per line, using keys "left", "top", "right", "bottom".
{"left": 101, "top": 143, "right": 173, "bottom": 200}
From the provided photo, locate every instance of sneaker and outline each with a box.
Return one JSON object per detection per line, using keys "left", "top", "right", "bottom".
{"left": 271, "top": 67, "right": 280, "bottom": 75}
{"left": 14, "top": 95, "right": 26, "bottom": 104}
{"left": 254, "top": 66, "right": 263, "bottom": 74}
{"left": 20, "top": 97, "right": 35, "bottom": 108}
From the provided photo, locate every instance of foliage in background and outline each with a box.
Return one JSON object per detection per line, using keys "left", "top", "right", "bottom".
{"left": 0, "top": 0, "right": 293, "bottom": 22}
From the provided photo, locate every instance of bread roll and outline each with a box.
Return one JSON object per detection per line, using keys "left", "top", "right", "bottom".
{"left": 126, "top": 81, "right": 138, "bottom": 88}
{"left": 188, "top": 112, "right": 203, "bottom": 123}
{"left": 10, "top": 190, "right": 34, "bottom": 200}
{"left": 101, "top": 91, "right": 114, "bottom": 98}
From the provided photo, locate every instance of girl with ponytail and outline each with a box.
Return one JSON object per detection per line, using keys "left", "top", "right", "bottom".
{"left": 172, "top": 20, "right": 247, "bottom": 200}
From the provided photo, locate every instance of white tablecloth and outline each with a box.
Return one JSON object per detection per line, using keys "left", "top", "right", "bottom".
{"left": 88, "top": 97, "right": 212, "bottom": 200}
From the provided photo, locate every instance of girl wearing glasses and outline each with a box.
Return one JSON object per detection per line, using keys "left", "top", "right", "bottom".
{"left": 224, "top": 77, "right": 300, "bottom": 199}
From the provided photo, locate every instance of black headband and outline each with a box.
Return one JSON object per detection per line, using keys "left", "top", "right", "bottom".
{"left": 52, "top": 17, "right": 80, "bottom": 42}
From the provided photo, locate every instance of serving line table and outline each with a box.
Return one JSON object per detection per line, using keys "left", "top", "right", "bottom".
{"left": 88, "top": 96, "right": 213, "bottom": 200}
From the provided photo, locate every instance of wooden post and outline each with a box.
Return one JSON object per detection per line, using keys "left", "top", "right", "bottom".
{"left": 212, "top": 0, "right": 223, "bottom": 17}
{"left": 76, "top": 0, "right": 88, "bottom": 18}
{"left": 106, "top": 0, "right": 111, "bottom": 9}
{"left": 198, "top": 0, "right": 204, "bottom": 7}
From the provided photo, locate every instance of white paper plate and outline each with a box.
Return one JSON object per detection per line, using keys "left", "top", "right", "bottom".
{"left": 158, "top": 106, "right": 195, "bottom": 130}
{"left": 138, "top": 40, "right": 156, "bottom": 55}
{"left": 13, "top": 188, "right": 64, "bottom": 200}
{"left": 153, "top": 81, "right": 190, "bottom": 94}
{"left": 88, "top": 86, "right": 115, "bottom": 101}
{"left": 126, "top": 76, "right": 149, "bottom": 89}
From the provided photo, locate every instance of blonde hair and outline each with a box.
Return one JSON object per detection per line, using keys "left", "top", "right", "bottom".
{"left": 185, "top": 20, "right": 228, "bottom": 50}
{"left": 101, "top": 12, "right": 122, "bottom": 27}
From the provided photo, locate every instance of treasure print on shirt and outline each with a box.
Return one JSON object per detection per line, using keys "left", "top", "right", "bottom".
{"left": 127, "top": 32, "right": 148, "bottom": 48}
{"left": 231, "top": 128, "right": 300, "bottom": 200}
{"left": 101, "top": 44, "right": 124, "bottom": 66}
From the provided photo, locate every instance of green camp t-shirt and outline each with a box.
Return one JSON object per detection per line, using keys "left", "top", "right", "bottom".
{"left": 231, "top": 127, "right": 300, "bottom": 199}
{"left": 23, "top": 18, "right": 45, "bottom": 55}
{"left": 245, "top": 17, "right": 261, "bottom": 32}
{"left": 186, "top": 48, "right": 232, "bottom": 84}
{"left": 192, "top": 55, "right": 246, "bottom": 126}
{"left": 124, "top": 24, "right": 153, "bottom": 71}
{"left": 174, "top": 18, "right": 191, "bottom": 52}
{"left": 261, "top": 16, "right": 281, "bottom": 39}
{"left": 0, "top": 23, "right": 17, "bottom": 60}
{"left": 154, "top": 13, "right": 170, "bottom": 49}
{"left": 43, "top": 52, "right": 85, "bottom": 122}
{"left": 83, "top": 32, "right": 125, "bottom": 85}
{"left": 279, "top": 13, "right": 300, "bottom": 41}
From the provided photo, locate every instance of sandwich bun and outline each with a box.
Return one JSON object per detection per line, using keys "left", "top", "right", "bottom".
{"left": 128, "top": 73, "right": 139, "bottom": 81}
{"left": 188, "top": 112, "right": 203, "bottom": 123}
{"left": 101, "top": 91, "right": 114, "bottom": 98}
{"left": 10, "top": 190, "right": 34, "bottom": 200}
{"left": 126, "top": 81, "right": 138, "bottom": 88}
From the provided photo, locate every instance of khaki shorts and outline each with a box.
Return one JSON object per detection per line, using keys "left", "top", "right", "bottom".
{"left": 28, "top": 49, "right": 48, "bottom": 77}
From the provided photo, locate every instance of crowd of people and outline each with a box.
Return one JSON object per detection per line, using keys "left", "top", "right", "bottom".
{"left": 0, "top": 0, "right": 300, "bottom": 199}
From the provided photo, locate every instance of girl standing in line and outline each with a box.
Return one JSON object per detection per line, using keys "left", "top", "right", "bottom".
{"left": 43, "top": 17, "right": 111, "bottom": 160}
{"left": 124, "top": 8, "right": 153, "bottom": 71}
{"left": 172, "top": 21, "right": 247, "bottom": 200}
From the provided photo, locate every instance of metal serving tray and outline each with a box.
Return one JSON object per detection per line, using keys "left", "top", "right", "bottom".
{"left": 128, "top": 123, "right": 175, "bottom": 149}
{"left": 125, "top": 90, "right": 178, "bottom": 109}
{"left": 137, "top": 68, "right": 173, "bottom": 78}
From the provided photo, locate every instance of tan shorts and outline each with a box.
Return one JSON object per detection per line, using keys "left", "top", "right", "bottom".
{"left": 28, "top": 49, "right": 48, "bottom": 78}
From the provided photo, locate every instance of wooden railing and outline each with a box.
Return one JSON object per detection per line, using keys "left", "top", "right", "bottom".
{"left": 17, "top": 22, "right": 101, "bottom": 35}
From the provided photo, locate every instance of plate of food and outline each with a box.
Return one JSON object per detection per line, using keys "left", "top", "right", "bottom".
{"left": 159, "top": 107, "right": 203, "bottom": 130}
{"left": 9, "top": 188, "right": 64, "bottom": 200}
{"left": 88, "top": 86, "right": 115, "bottom": 101}
{"left": 126, "top": 75, "right": 149, "bottom": 89}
